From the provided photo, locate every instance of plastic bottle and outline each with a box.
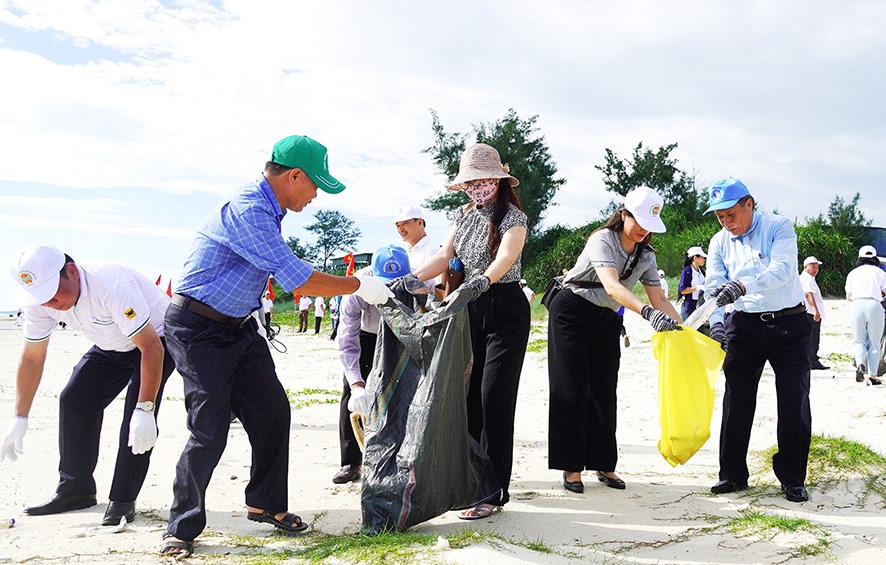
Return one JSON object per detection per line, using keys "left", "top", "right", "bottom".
{"left": 0, "top": 518, "right": 14, "bottom": 528}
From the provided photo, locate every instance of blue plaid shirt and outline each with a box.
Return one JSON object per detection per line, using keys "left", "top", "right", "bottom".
{"left": 175, "top": 177, "right": 315, "bottom": 317}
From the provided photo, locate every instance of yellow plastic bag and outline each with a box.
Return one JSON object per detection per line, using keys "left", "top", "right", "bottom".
{"left": 651, "top": 326, "right": 725, "bottom": 466}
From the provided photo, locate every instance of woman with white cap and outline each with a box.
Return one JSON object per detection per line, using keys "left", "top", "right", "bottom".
{"left": 845, "top": 245, "right": 886, "bottom": 385}
{"left": 412, "top": 143, "right": 530, "bottom": 520}
{"left": 547, "top": 187, "right": 681, "bottom": 494}
{"left": 678, "top": 246, "right": 707, "bottom": 319}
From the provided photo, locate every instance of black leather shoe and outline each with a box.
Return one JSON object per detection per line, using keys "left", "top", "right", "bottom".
{"left": 596, "top": 471, "right": 626, "bottom": 490}
{"left": 782, "top": 484, "right": 809, "bottom": 502}
{"left": 562, "top": 472, "right": 584, "bottom": 493}
{"left": 25, "top": 493, "right": 97, "bottom": 516}
{"left": 102, "top": 500, "right": 136, "bottom": 526}
{"left": 810, "top": 363, "right": 830, "bottom": 370}
{"left": 710, "top": 480, "right": 748, "bottom": 494}
{"left": 857, "top": 364, "right": 867, "bottom": 382}
{"left": 332, "top": 464, "right": 362, "bottom": 484}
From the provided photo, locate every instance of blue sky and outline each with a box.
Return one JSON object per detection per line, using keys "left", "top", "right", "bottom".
{"left": 1, "top": 0, "right": 885, "bottom": 312}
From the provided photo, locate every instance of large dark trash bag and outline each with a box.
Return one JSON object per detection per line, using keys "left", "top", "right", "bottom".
{"left": 360, "top": 280, "right": 500, "bottom": 533}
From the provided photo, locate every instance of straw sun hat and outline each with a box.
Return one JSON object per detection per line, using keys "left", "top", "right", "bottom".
{"left": 447, "top": 143, "right": 519, "bottom": 190}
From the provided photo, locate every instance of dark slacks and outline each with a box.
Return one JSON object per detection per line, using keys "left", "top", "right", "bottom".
{"left": 57, "top": 340, "right": 175, "bottom": 501}
{"left": 719, "top": 309, "right": 812, "bottom": 487}
{"left": 338, "top": 330, "right": 378, "bottom": 466}
{"left": 315, "top": 316, "right": 322, "bottom": 334}
{"left": 298, "top": 310, "right": 309, "bottom": 332}
{"left": 547, "top": 289, "right": 623, "bottom": 472}
{"left": 466, "top": 282, "right": 530, "bottom": 507}
{"left": 806, "top": 313, "right": 822, "bottom": 365}
{"left": 164, "top": 304, "right": 291, "bottom": 543}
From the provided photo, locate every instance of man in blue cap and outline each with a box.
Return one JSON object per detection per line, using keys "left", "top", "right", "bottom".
{"left": 160, "top": 135, "right": 394, "bottom": 558}
{"left": 702, "top": 178, "right": 811, "bottom": 503}
{"left": 332, "top": 245, "right": 410, "bottom": 484}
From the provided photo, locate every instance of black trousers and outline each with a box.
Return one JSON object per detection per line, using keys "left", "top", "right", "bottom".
{"left": 164, "top": 304, "right": 291, "bottom": 542}
{"left": 719, "top": 310, "right": 812, "bottom": 487}
{"left": 57, "top": 340, "right": 175, "bottom": 501}
{"left": 315, "top": 316, "right": 322, "bottom": 334}
{"left": 547, "top": 289, "right": 623, "bottom": 472}
{"left": 338, "top": 330, "right": 378, "bottom": 466}
{"left": 806, "top": 314, "right": 822, "bottom": 364}
{"left": 466, "top": 282, "right": 530, "bottom": 506}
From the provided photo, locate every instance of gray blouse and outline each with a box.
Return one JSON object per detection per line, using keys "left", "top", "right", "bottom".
{"left": 452, "top": 202, "right": 527, "bottom": 283}
{"left": 564, "top": 228, "right": 660, "bottom": 311}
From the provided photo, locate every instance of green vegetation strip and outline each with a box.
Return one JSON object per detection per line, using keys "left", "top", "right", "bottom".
{"left": 526, "top": 338, "right": 548, "bottom": 353}
{"left": 727, "top": 511, "right": 831, "bottom": 558}
{"left": 285, "top": 387, "right": 340, "bottom": 409}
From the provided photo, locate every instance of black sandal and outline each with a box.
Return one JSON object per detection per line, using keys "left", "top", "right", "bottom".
{"left": 160, "top": 534, "right": 194, "bottom": 558}
{"left": 247, "top": 510, "right": 309, "bottom": 533}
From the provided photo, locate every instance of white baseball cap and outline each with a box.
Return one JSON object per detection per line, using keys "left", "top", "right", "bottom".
{"left": 803, "top": 256, "right": 823, "bottom": 267}
{"left": 391, "top": 206, "right": 425, "bottom": 224}
{"left": 10, "top": 245, "right": 67, "bottom": 308}
{"left": 623, "top": 187, "right": 666, "bottom": 233}
{"left": 658, "top": 269, "right": 665, "bottom": 277}
{"left": 686, "top": 246, "right": 707, "bottom": 258}
{"left": 859, "top": 245, "right": 878, "bottom": 258}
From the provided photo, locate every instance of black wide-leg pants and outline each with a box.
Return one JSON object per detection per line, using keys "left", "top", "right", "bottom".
{"left": 547, "top": 289, "right": 623, "bottom": 473}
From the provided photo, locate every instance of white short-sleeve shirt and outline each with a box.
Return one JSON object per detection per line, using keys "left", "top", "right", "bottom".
{"left": 799, "top": 270, "right": 824, "bottom": 317}
{"left": 407, "top": 235, "right": 440, "bottom": 288}
{"left": 22, "top": 262, "right": 170, "bottom": 352}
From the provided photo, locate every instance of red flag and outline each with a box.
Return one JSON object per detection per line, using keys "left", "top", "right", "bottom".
{"left": 166, "top": 280, "right": 172, "bottom": 297}
{"left": 267, "top": 279, "right": 275, "bottom": 300}
{"left": 344, "top": 252, "right": 355, "bottom": 276}
{"left": 155, "top": 274, "right": 162, "bottom": 286}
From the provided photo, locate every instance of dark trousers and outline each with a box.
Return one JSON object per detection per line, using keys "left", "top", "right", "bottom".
{"left": 719, "top": 310, "right": 812, "bottom": 487}
{"left": 315, "top": 316, "right": 322, "bottom": 334}
{"left": 339, "top": 330, "right": 377, "bottom": 466}
{"left": 298, "top": 310, "right": 309, "bottom": 332}
{"left": 164, "top": 304, "right": 291, "bottom": 542}
{"left": 57, "top": 340, "right": 175, "bottom": 501}
{"left": 466, "top": 282, "right": 530, "bottom": 506}
{"left": 547, "top": 289, "right": 623, "bottom": 472}
{"left": 806, "top": 314, "right": 822, "bottom": 364}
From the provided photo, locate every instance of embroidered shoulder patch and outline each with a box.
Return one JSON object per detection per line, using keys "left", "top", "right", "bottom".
{"left": 124, "top": 308, "right": 136, "bottom": 320}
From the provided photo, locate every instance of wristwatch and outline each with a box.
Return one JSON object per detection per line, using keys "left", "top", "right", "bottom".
{"left": 135, "top": 401, "right": 155, "bottom": 413}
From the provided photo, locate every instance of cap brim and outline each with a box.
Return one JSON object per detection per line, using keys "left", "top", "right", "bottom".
{"left": 309, "top": 172, "right": 345, "bottom": 194}
{"left": 14, "top": 274, "right": 60, "bottom": 308}
{"left": 636, "top": 215, "right": 666, "bottom": 233}
{"left": 704, "top": 198, "right": 742, "bottom": 214}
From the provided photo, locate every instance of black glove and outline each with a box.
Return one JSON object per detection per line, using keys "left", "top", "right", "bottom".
{"left": 711, "top": 281, "right": 745, "bottom": 307}
{"left": 709, "top": 322, "right": 728, "bottom": 351}
{"left": 641, "top": 305, "right": 680, "bottom": 332}
{"left": 461, "top": 276, "right": 490, "bottom": 298}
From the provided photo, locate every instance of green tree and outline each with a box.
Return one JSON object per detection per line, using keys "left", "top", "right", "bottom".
{"left": 422, "top": 108, "right": 565, "bottom": 237}
{"left": 286, "top": 236, "right": 317, "bottom": 263}
{"left": 304, "top": 210, "right": 361, "bottom": 271}
{"left": 594, "top": 142, "right": 702, "bottom": 231}
{"left": 805, "top": 193, "right": 871, "bottom": 247}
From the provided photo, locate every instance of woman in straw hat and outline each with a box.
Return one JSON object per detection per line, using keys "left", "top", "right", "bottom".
{"left": 547, "top": 187, "right": 682, "bottom": 494}
{"left": 412, "top": 143, "right": 530, "bottom": 520}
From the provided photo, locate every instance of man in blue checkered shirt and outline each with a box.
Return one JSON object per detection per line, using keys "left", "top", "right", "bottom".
{"left": 160, "top": 135, "right": 393, "bottom": 558}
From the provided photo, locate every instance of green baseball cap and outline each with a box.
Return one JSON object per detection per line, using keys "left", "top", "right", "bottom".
{"left": 270, "top": 135, "right": 345, "bottom": 194}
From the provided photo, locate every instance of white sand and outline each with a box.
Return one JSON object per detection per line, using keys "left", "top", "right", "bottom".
{"left": 0, "top": 299, "right": 884, "bottom": 564}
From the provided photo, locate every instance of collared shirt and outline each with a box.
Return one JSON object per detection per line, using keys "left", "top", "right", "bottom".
{"left": 799, "top": 271, "right": 824, "bottom": 317}
{"left": 314, "top": 296, "right": 326, "bottom": 317}
{"left": 845, "top": 264, "right": 886, "bottom": 300}
{"left": 299, "top": 296, "right": 312, "bottom": 311}
{"left": 564, "top": 228, "right": 660, "bottom": 311}
{"left": 336, "top": 267, "right": 381, "bottom": 386}
{"left": 704, "top": 211, "right": 805, "bottom": 325}
{"left": 175, "top": 177, "right": 314, "bottom": 317}
{"left": 23, "top": 262, "right": 169, "bottom": 352}
{"left": 408, "top": 235, "right": 441, "bottom": 288}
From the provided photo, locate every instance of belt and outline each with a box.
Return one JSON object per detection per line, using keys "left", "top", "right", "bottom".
{"left": 171, "top": 294, "right": 251, "bottom": 328}
{"left": 739, "top": 303, "right": 806, "bottom": 322}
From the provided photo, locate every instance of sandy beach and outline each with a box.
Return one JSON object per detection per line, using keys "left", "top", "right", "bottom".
{"left": 0, "top": 298, "right": 884, "bottom": 564}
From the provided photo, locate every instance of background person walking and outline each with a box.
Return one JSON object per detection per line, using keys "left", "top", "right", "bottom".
{"left": 845, "top": 245, "right": 886, "bottom": 385}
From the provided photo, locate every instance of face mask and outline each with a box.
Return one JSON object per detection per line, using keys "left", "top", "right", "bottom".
{"left": 464, "top": 179, "right": 497, "bottom": 206}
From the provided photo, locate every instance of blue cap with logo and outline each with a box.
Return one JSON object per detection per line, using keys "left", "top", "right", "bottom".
{"left": 704, "top": 178, "right": 751, "bottom": 214}
{"left": 372, "top": 245, "right": 411, "bottom": 281}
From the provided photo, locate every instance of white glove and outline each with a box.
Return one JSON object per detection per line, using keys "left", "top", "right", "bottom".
{"left": 347, "top": 385, "right": 371, "bottom": 416}
{"left": 1, "top": 417, "right": 28, "bottom": 462}
{"left": 128, "top": 409, "right": 157, "bottom": 455}
{"left": 353, "top": 275, "right": 395, "bottom": 305}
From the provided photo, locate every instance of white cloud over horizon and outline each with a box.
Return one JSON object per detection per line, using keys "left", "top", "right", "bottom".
{"left": 1, "top": 0, "right": 884, "bottom": 311}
